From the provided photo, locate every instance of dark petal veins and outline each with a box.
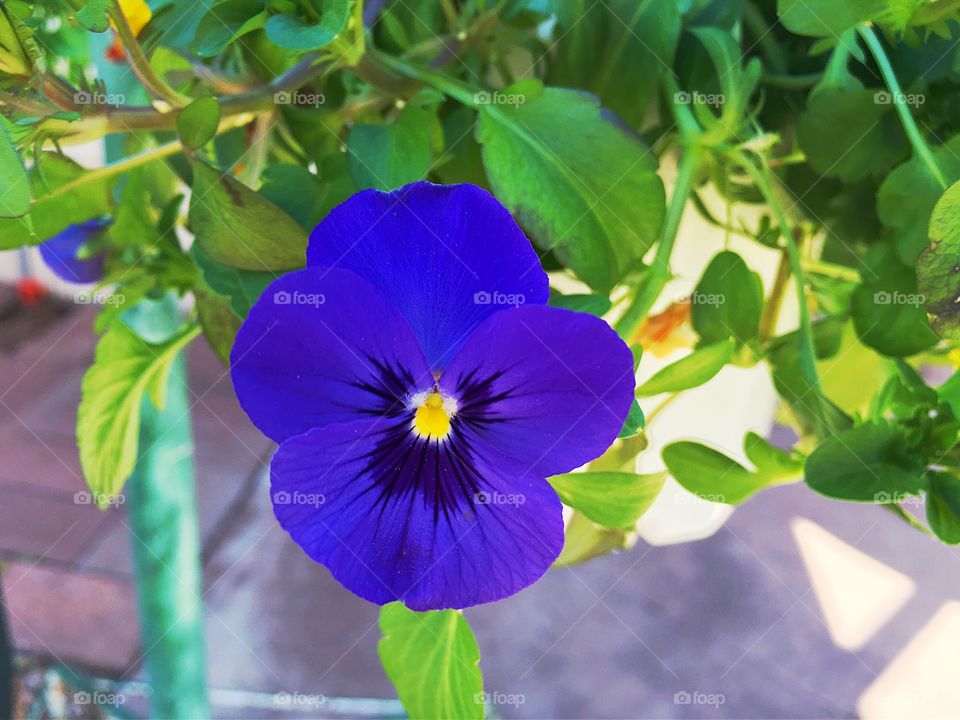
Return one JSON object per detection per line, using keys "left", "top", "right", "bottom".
{"left": 440, "top": 305, "right": 636, "bottom": 476}
{"left": 271, "top": 418, "right": 563, "bottom": 610}
{"left": 306, "top": 181, "right": 550, "bottom": 370}
{"left": 231, "top": 267, "right": 434, "bottom": 443}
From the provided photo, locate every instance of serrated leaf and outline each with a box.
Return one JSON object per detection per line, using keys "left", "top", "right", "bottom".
{"left": 635, "top": 339, "right": 734, "bottom": 396}
{"left": 188, "top": 160, "right": 307, "bottom": 270}
{"left": 918, "top": 179, "right": 960, "bottom": 340}
{"left": 477, "top": 79, "right": 665, "bottom": 293}
{"left": 75, "top": 0, "right": 110, "bottom": 32}
{"left": 378, "top": 603, "right": 483, "bottom": 720}
{"left": 548, "top": 470, "right": 665, "bottom": 527}
{"left": 78, "top": 323, "right": 200, "bottom": 503}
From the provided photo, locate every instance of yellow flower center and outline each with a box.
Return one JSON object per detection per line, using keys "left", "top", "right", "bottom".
{"left": 412, "top": 391, "right": 455, "bottom": 442}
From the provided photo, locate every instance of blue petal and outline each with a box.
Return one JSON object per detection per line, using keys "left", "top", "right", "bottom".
{"left": 439, "top": 305, "right": 635, "bottom": 476}
{"left": 306, "top": 181, "right": 549, "bottom": 370}
{"left": 230, "top": 267, "right": 434, "bottom": 443}
{"left": 271, "top": 418, "right": 564, "bottom": 610}
{"left": 38, "top": 217, "right": 110, "bottom": 284}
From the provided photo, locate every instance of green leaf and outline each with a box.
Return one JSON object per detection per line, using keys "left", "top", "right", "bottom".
{"left": 926, "top": 472, "right": 960, "bottom": 544}
{"left": 195, "top": 285, "right": 241, "bottom": 366}
{"left": 918, "top": 179, "right": 960, "bottom": 340}
{"left": 378, "top": 603, "right": 483, "bottom": 720}
{"left": 0, "top": 152, "right": 113, "bottom": 246}
{"left": 194, "top": 0, "right": 268, "bottom": 58}
{"left": 78, "top": 323, "right": 200, "bottom": 504}
{"left": 177, "top": 96, "right": 221, "bottom": 150}
{"left": 804, "top": 422, "right": 927, "bottom": 502}
{"left": 548, "top": 292, "right": 612, "bottom": 317}
{"left": 75, "top": 0, "right": 110, "bottom": 32}
{"left": 265, "top": 0, "right": 349, "bottom": 51}
{"left": 191, "top": 243, "right": 274, "bottom": 318}
{"left": 188, "top": 160, "right": 307, "bottom": 270}
{"left": 617, "top": 399, "right": 645, "bottom": 439}
{"left": 878, "top": 134, "right": 960, "bottom": 264}
{"left": 691, "top": 251, "right": 763, "bottom": 346}
{"left": 663, "top": 432, "right": 802, "bottom": 505}
{"left": 777, "top": 0, "right": 886, "bottom": 37}
{"left": 635, "top": 339, "right": 735, "bottom": 396}
{"left": 548, "top": 0, "right": 681, "bottom": 126}
{"left": 0, "top": 122, "right": 30, "bottom": 217}
{"left": 554, "top": 510, "right": 631, "bottom": 566}
{"left": 850, "top": 245, "right": 939, "bottom": 357}
{"left": 548, "top": 470, "right": 665, "bottom": 527}
{"left": 477, "top": 79, "right": 665, "bottom": 292}
{"left": 348, "top": 105, "right": 433, "bottom": 191}
{"left": 258, "top": 164, "right": 326, "bottom": 230}
{"left": 797, "top": 87, "right": 908, "bottom": 182}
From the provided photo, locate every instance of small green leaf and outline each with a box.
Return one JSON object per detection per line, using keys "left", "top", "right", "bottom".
{"left": 78, "top": 323, "right": 200, "bottom": 503}
{"left": 554, "top": 510, "right": 631, "bottom": 566}
{"left": 548, "top": 292, "right": 612, "bottom": 317}
{"left": 195, "top": 285, "right": 240, "bottom": 366}
{"left": 258, "top": 164, "right": 326, "bottom": 230}
{"left": 265, "top": 0, "right": 349, "bottom": 51}
{"left": 635, "top": 339, "right": 735, "bottom": 396}
{"left": 617, "top": 399, "right": 645, "bottom": 439}
{"left": 189, "top": 160, "right": 307, "bottom": 270}
{"left": 378, "top": 603, "right": 483, "bottom": 720}
{"left": 0, "top": 122, "right": 30, "bottom": 217}
{"left": 477, "top": 79, "right": 665, "bottom": 292}
{"left": 926, "top": 472, "right": 960, "bottom": 544}
{"left": 548, "top": 470, "right": 665, "bottom": 528}
{"left": 663, "top": 433, "right": 802, "bottom": 505}
{"left": 194, "top": 0, "right": 268, "bottom": 58}
{"left": 191, "top": 243, "right": 274, "bottom": 318}
{"left": 75, "top": 0, "right": 109, "bottom": 32}
{"left": 918, "top": 179, "right": 960, "bottom": 340}
{"left": 348, "top": 105, "right": 433, "bottom": 191}
{"left": 777, "top": 0, "right": 886, "bottom": 37}
{"left": 177, "top": 96, "right": 221, "bottom": 150}
{"left": 804, "top": 422, "right": 927, "bottom": 502}
{"left": 691, "top": 251, "right": 763, "bottom": 346}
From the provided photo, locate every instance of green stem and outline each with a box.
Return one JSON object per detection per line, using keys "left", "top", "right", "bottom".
{"left": 108, "top": 0, "right": 187, "bottom": 107}
{"left": 803, "top": 258, "right": 861, "bottom": 282}
{"left": 370, "top": 50, "right": 480, "bottom": 106}
{"left": 614, "top": 142, "right": 703, "bottom": 339}
{"left": 760, "top": 72, "right": 822, "bottom": 89}
{"left": 737, "top": 154, "right": 822, "bottom": 393}
{"left": 858, "top": 24, "right": 947, "bottom": 189}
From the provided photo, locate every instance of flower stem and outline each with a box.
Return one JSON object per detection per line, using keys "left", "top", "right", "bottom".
{"left": 858, "top": 24, "right": 947, "bottom": 189}
{"left": 108, "top": 0, "right": 187, "bottom": 107}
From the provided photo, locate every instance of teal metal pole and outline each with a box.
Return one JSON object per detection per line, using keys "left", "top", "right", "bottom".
{"left": 125, "top": 299, "right": 209, "bottom": 719}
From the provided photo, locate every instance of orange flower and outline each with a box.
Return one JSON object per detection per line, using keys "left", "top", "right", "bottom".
{"left": 634, "top": 300, "right": 696, "bottom": 358}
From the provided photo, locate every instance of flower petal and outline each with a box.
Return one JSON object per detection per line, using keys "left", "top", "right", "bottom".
{"left": 439, "top": 305, "right": 635, "bottom": 476}
{"left": 306, "top": 181, "right": 549, "bottom": 369}
{"left": 271, "top": 418, "right": 564, "bottom": 610}
{"left": 38, "top": 217, "right": 110, "bottom": 284}
{"left": 230, "top": 267, "right": 433, "bottom": 443}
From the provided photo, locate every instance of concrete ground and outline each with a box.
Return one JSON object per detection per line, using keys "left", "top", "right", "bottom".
{"left": 2, "top": 299, "right": 959, "bottom": 719}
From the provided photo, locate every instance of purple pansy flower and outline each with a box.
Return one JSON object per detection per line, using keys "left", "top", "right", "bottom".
{"left": 38, "top": 217, "right": 111, "bottom": 284}
{"left": 231, "top": 182, "right": 635, "bottom": 610}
